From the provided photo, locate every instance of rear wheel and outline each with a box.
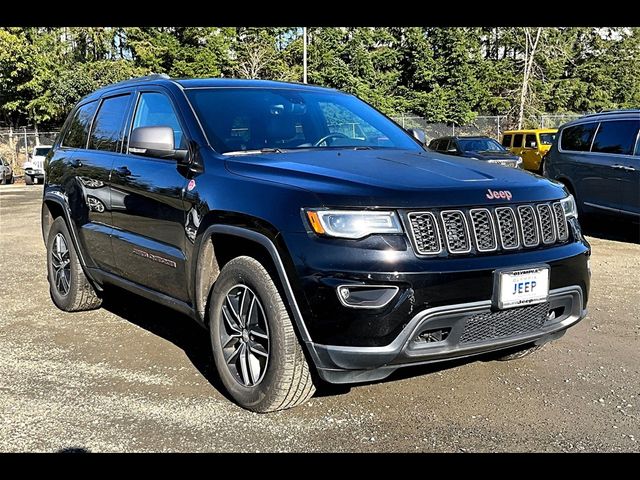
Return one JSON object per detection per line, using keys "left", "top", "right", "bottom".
{"left": 209, "top": 256, "right": 315, "bottom": 412}
{"left": 46, "top": 217, "right": 102, "bottom": 312}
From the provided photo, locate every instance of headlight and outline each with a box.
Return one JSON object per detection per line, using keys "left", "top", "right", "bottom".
{"left": 516, "top": 157, "right": 523, "bottom": 168}
{"left": 560, "top": 194, "right": 578, "bottom": 219}
{"left": 305, "top": 210, "right": 403, "bottom": 239}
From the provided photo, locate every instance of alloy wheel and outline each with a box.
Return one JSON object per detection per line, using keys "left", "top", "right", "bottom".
{"left": 219, "top": 284, "right": 270, "bottom": 386}
{"left": 51, "top": 233, "right": 71, "bottom": 296}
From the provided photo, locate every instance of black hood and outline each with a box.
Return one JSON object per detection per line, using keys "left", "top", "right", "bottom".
{"left": 224, "top": 148, "right": 565, "bottom": 208}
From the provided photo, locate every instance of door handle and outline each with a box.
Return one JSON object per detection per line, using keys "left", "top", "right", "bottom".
{"left": 613, "top": 164, "right": 636, "bottom": 172}
{"left": 115, "top": 166, "right": 131, "bottom": 176}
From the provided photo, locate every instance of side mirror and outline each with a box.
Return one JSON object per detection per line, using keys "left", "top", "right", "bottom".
{"left": 129, "top": 126, "right": 188, "bottom": 162}
{"left": 406, "top": 128, "right": 427, "bottom": 145}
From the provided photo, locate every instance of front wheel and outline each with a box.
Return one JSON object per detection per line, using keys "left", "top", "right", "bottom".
{"left": 8, "top": 175, "right": 14, "bottom": 184}
{"left": 209, "top": 256, "right": 315, "bottom": 412}
{"left": 25, "top": 174, "right": 33, "bottom": 185}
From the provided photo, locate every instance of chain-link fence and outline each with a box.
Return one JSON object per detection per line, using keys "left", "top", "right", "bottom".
{"left": 539, "top": 114, "right": 585, "bottom": 129}
{"left": 0, "top": 129, "right": 59, "bottom": 177}
{"left": 391, "top": 113, "right": 589, "bottom": 144}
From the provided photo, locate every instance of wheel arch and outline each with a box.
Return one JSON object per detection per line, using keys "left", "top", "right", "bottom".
{"left": 193, "top": 223, "right": 312, "bottom": 347}
{"left": 42, "top": 192, "right": 100, "bottom": 289}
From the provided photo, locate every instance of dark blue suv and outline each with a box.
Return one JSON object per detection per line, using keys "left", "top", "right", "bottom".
{"left": 42, "top": 76, "right": 590, "bottom": 412}
{"left": 544, "top": 110, "right": 640, "bottom": 221}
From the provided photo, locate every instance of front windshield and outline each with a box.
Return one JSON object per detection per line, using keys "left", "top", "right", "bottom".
{"left": 458, "top": 138, "right": 505, "bottom": 152}
{"left": 34, "top": 147, "right": 51, "bottom": 156}
{"left": 185, "top": 88, "right": 422, "bottom": 154}
{"left": 539, "top": 133, "right": 556, "bottom": 145}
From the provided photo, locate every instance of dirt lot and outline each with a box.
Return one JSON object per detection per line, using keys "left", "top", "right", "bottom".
{"left": 1, "top": 185, "right": 639, "bottom": 452}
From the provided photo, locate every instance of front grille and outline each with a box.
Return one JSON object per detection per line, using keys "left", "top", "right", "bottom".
{"left": 517, "top": 205, "right": 539, "bottom": 247}
{"left": 459, "top": 302, "right": 550, "bottom": 344}
{"left": 408, "top": 201, "right": 570, "bottom": 256}
{"left": 469, "top": 209, "right": 497, "bottom": 252}
{"left": 537, "top": 204, "right": 556, "bottom": 244}
{"left": 440, "top": 210, "right": 471, "bottom": 253}
{"left": 553, "top": 202, "right": 569, "bottom": 241}
{"left": 495, "top": 207, "right": 520, "bottom": 249}
{"left": 408, "top": 212, "right": 441, "bottom": 255}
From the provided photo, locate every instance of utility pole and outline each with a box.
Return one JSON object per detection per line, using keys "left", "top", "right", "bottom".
{"left": 303, "top": 27, "right": 308, "bottom": 84}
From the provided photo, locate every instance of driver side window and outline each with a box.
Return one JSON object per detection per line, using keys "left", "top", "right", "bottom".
{"left": 132, "top": 92, "right": 187, "bottom": 150}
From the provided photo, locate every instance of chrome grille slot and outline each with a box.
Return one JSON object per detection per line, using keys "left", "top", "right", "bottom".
{"left": 469, "top": 209, "right": 497, "bottom": 252}
{"left": 517, "top": 205, "right": 539, "bottom": 247}
{"left": 536, "top": 204, "right": 556, "bottom": 244}
{"left": 495, "top": 207, "right": 520, "bottom": 249}
{"left": 553, "top": 202, "right": 569, "bottom": 241}
{"left": 440, "top": 210, "right": 471, "bottom": 253}
{"left": 407, "top": 212, "right": 442, "bottom": 255}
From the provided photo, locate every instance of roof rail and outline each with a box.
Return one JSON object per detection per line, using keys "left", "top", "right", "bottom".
{"left": 578, "top": 108, "right": 640, "bottom": 119}
{"left": 103, "top": 73, "right": 171, "bottom": 89}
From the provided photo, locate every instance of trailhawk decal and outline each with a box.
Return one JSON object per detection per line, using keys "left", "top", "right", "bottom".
{"left": 132, "top": 248, "right": 177, "bottom": 268}
{"left": 486, "top": 189, "right": 513, "bottom": 201}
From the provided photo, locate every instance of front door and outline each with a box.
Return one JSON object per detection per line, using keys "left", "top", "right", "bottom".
{"left": 110, "top": 89, "right": 191, "bottom": 302}
{"left": 521, "top": 133, "right": 541, "bottom": 171}
{"left": 511, "top": 133, "right": 525, "bottom": 161}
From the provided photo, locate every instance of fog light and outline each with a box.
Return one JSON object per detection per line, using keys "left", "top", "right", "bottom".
{"left": 336, "top": 285, "right": 399, "bottom": 309}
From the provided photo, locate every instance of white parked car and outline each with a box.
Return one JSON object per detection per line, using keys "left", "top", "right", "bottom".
{"left": 1, "top": 157, "right": 14, "bottom": 184}
{"left": 23, "top": 145, "right": 51, "bottom": 185}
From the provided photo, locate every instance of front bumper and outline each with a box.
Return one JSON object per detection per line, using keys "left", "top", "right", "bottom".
{"left": 311, "top": 285, "right": 585, "bottom": 384}
{"left": 24, "top": 169, "right": 45, "bottom": 179}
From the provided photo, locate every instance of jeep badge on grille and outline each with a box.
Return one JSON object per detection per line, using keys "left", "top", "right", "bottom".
{"left": 486, "top": 189, "right": 512, "bottom": 201}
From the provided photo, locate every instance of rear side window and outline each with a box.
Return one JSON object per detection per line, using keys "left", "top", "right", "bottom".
{"left": 501, "top": 134, "right": 512, "bottom": 147}
{"left": 560, "top": 122, "right": 598, "bottom": 152}
{"left": 525, "top": 134, "right": 537, "bottom": 148}
{"left": 513, "top": 134, "right": 523, "bottom": 148}
{"left": 62, "top": 101, "right": 98, "bottom": 148}
{"left": 591, "top": 120, "right": 640, "bottom": 156}
{"left": 89, "top": 94, "right": 131, "bottom": 152}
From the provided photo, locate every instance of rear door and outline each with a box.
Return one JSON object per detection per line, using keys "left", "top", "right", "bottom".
{"left": 109, "top": 87, "right": 191, "bottom": 301}
{"left": 590, "top": 119, "right": 640, "bottom": 216}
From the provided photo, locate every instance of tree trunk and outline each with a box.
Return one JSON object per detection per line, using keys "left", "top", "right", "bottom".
{"left": 518, "top": 27, "right": 542, "bottom": 129}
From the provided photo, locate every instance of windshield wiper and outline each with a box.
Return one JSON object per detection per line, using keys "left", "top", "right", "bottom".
{"left": 223, "top": 148, "right": 284, "bottom": 156}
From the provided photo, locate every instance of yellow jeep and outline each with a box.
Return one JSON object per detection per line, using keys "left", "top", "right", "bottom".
{"left": 501, "top": 129, "right": 557, "bottom": 173}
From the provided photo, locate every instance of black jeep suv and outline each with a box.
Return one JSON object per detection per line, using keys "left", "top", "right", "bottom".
{"left": 42, "top": 76, "right": 590, "bottom": 412}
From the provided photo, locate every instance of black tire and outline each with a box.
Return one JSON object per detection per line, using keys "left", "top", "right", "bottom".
{"left": 209, "top": 256, "right": 315, "bottom": 412}
{"left": 0, "top": 175, "right": 5, "bottom": 185}
{"left": 46, "top": 217, "right": 102, "bottom": 312}
{"left": 8, "top": 175, "right": 14, "bottom": 184}
{"left": 25, "top": 174, "right": 33, "bottom": 185}
{"left": 496, "top": 344, "right": 542, "bottom": 361}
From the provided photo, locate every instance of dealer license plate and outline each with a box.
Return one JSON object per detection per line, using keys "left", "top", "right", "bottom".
{"left": 495, "top": 266, "right": 549, "bottom": 309}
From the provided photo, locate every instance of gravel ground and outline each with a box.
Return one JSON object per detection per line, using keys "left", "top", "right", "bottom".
{"left": 1, "top": 185, "right": 639, "bottom": 452}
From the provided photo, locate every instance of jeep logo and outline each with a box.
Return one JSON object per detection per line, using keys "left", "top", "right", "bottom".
{"left": 486, "top": 189, "right": 512, "bottom": 201}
